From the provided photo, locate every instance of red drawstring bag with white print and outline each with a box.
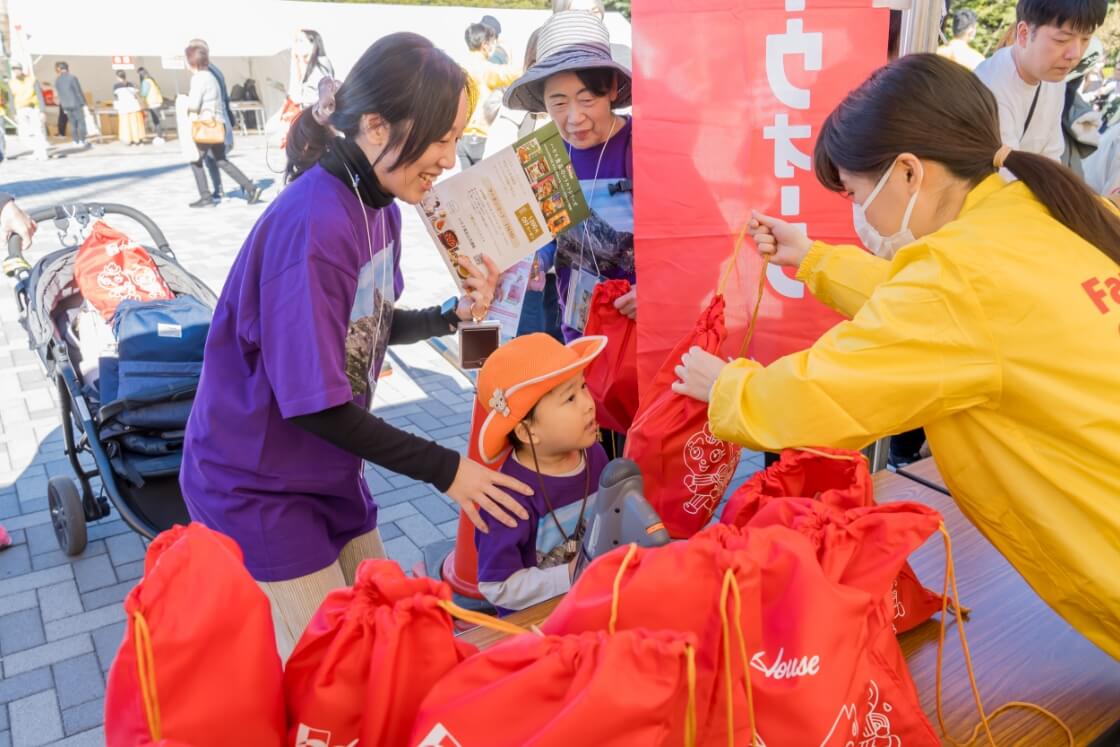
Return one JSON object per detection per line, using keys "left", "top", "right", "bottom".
{"left": 283, "top": 559, "right": 478, "bottom": 747}
{"left": 543, "top": 529, "right": 757, "bottom": 745}
{"left": 583, "top": 279, "right": 639, "bottom": 434}
{"left": 721, "top": 447, "right": 946, "bottom": 633}
{"left": 103, "top": 523, "right": 286, "bottom": 747}
{"left": 544, "top": 522, "right": 943, "bottom": 747}
{"left": 75, "top": 220, "right": 173, "bottom": 322}
{"left": 623, "top": 295, "right": 741, "bottom": 538}
{"left": 409, "top": 628, "right": 700, "bottom": 747}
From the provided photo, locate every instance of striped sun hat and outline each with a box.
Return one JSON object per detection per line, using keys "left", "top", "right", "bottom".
{"left": 504, "top": 11, "right": 632, "bottom": 113}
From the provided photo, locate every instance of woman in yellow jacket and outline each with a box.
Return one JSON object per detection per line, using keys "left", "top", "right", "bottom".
{"left": 674, "top": 54, "right": 1120, "bottom": 660}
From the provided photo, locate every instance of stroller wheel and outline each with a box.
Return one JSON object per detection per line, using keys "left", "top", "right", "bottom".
{"left": 48, "top": 477, "right": 88, "bottom": 556}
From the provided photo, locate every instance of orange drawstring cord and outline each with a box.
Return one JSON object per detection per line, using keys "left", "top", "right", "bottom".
{"left": 684, "top": 644, "right": 698, "bottom": 747}
{"left": 935, "top": 524, "right": 1072, "bottom": 746}
{"left": 437, "top": 599, "right": 535, "bottom": 638}
{"left": 715, "top": 220, "right": 768, "bottom": 360}
{"left": 738, "top": 258, "right": 770, "bottom": 359}
{"left": 609, "top": 543, "right": 639, "bottom": 635}
{"left": 133, "top": 611, "right": 162, "bottom": 742}
{"left": 604, "top": 543, "right": 698, "bottom": 747}
{"left": 717, "top": 221, "right": 751, "bottom": 297}
{"left": 720, "top": 569, "right": 759, "bottom": 747}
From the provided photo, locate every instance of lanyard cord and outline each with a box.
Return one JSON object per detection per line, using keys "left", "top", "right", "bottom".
{"left": 341, "top": 159, "right": 392, "bottom": 402}
{"left": 566, "top": 115, "right": 620, "bottom": 280}
{"left": 527, "top": 437, "right": 592, "bottom": 546}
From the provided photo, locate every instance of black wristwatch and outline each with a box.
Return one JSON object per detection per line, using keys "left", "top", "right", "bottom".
{"left": 440, "top": 296, "right": 462, "bottom": 332}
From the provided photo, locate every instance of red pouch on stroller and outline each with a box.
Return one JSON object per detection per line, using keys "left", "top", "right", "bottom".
{"left": 283, "top": 559, "right": 477, "bottom": 747}
{"left": 75, "top": 220, "right": 173, "bottom": 321}
{"left": 409, "top": 629, "right": 699, "bottom": 747}
{"left": 623, "top": 296, "right": 741, "bottom": 538}
{"left": 722, "top": 447, "right": 946, "bottom": 633}
{"left": 104, "top": 523, "right": 285, "bottom": 747}
{"left": 583, "top": 279, "right": 638, "bottom": 434}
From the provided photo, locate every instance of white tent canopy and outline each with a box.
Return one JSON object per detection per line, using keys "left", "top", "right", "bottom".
{"left": 11, "top": 0, "right": 631, "bottom": 118}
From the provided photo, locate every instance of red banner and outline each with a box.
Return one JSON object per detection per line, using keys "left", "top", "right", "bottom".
{"left": 632, "top": 0, "right": 889, "bottom": 385}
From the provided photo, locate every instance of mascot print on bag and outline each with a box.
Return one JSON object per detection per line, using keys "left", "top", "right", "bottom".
{"left": 683, "top": 424, "right": 740, "bottom": 518}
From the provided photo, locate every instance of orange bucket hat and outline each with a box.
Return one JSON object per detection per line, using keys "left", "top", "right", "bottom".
{"left": 476, "top": 333, "right": 607, "bottom": 464}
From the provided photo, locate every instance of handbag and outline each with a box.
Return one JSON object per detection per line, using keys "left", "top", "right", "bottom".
{"left": 191, "top": 118, "right": 225, "bottom": 145}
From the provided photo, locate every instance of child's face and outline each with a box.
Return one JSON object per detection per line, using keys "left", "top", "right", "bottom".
{"left": 522, "top": 373, "right": 599, "bottom": 455}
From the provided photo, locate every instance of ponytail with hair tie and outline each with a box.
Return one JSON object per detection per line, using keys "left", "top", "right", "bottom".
{"left": 312, "top": 77, "right": 341, "bottom": 127}
{"left": 992, "top": 145, "right": 1012, "bottom": 171}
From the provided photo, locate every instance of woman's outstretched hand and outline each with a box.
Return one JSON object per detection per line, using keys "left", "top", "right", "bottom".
{"left": 750, "top": 211, "right": 813, "bottom": 268}
{"left": 446, "top": 456, "right": 532, "bottom": 533}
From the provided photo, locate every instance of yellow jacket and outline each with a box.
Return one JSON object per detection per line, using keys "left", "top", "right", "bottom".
{"left": 710, "top": 175, "right": 1120, "bottom": 659}
{"left": 10, "top": 74, "right": 41, "bottom": 110}
{"left": 462, "top": 50, "right": 520, "bottom": 139}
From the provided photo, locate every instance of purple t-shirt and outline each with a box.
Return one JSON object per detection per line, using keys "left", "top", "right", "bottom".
{"left": 475, "top": 444, "right": 609, "bottom": 613}
{"left": 542, "top": 117, "right": 635, "bottom": 341}
{"left": 181, "top": 165, "right": 404, "bottom": 582}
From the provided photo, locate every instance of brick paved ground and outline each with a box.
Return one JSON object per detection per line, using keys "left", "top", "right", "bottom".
{"left": 0, "top": 132, "right": 764, "bottom": 745}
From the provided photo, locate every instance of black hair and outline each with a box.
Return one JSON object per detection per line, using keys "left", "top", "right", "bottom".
{"left": 285, "top": 32, "right": 467, "bottom": 182}
{"left": 299, "top": 29, "right": 328, "bottom": 82}
{"left": 465, "top": 23, "right": 496, "bottom": 52}
{"left": 137, "top": 66, "right": 150, "bottom": 79}
{"left": 952, "top": 8, "right": 979, "bottom": 37}
{"left": 507, "top": 404, "right": 539, "bottom": 450}
{"left": 55, "top": 61, "right": 69, "bottom": 72}
{"left": 1017, "top": 0, "right": 1107, "bottom": 32}
{"left": 574, "top": 68, "right": 617, "bottom": 98}
{"left": 814, "top": 53, "right": 1119, "bottom": 265}
{"left": 115, "top": 70, "right": 127, "bottom": 81}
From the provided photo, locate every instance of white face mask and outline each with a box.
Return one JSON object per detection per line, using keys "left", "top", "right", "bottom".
{"left": 852, "top": 158, "right": 920, "bottom": 259}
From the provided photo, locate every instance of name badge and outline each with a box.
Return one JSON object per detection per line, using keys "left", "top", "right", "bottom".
{"left": 563, "top": 268, "right": 599, "bottom": 333}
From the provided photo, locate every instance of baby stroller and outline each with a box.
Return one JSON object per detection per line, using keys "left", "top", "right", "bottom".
{"left": 12, "top": 202, "right": 216, "bottom": 555}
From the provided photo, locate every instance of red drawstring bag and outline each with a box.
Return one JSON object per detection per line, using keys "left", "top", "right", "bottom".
{"left": 409, "top": 629, "right": 700, "bottom": 747}
{"left": 542, "top": 531, "right": 763, "bottom": 745}
{"left": 545, "top": 521, "right": 941, "bottom": 746}
{"left": 715, "top": 524, "right": 941, "bottom": 747}
{"left": 75, "top": 220, "right": 173, "bottom": 321}
{"left": 283, "top": 559, "right": 478, "bottom": 747}
{"left": 104, "top": 523, "right": 285, "bottom": 747}
{"left": 624, "top": 296, "right": 741, "bottom": 538}
{"left": 721, "top": 447, "right": 946, "bottom": 633}
{"left": 583, "top": 279, "right": 639, "bottom": 433}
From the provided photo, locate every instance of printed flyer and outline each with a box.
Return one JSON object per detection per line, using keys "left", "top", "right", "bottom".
{"left": 417, "top": 121, "right": 590, "bottom": 290}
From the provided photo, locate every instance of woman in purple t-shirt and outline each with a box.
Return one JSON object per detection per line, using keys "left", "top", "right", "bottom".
{"left": 180, "top": 33, "right": 532, "bottom": 658}
{"left": 505, "top": 11, "right": 637, "bottom": 344}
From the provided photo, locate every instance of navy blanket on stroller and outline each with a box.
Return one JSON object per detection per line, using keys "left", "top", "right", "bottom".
{"left": 97, "top": 296, "right": 210, "bottom": 486}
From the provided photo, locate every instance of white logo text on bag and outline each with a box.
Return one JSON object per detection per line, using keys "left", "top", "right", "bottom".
{"left": 750, "top": 647, "right": 821, "bottom": 680}
{"left": 416, "top": 723, "right": 465, "bottom": 747}
{"left": 294, "top": 724, "right": 357, "bottom": 747}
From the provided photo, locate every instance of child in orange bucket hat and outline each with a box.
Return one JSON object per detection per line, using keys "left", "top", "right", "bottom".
{"left": 474, "top": 333, "right": 610, "bottom": 615}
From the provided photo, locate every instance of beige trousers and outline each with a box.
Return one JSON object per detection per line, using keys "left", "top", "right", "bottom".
{"left": 259, "top": 528, "right": 387, "bottom": 662}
